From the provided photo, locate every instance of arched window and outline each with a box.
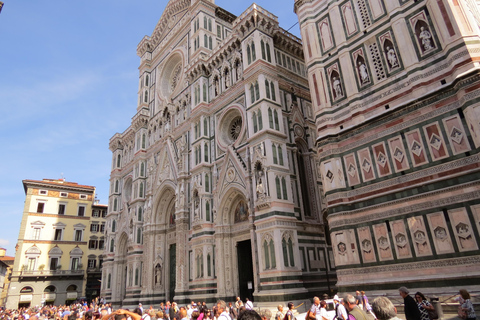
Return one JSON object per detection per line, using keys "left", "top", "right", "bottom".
{"left": 204, "top": 118, "right": 208, "bottom": 136}
{"left": 268, "top": 108, "right": 274, "bottom": 128}
{"left": 204, "top": 143, "right": 209, "bottom": 162}
{"left": 204, "top": 34, "right": 208, "bottom": 48}
{"left": 140, "top": 162, "right": 145, "bottom": 176}
{"left": 208, "top": 19, "right": 212, "bottom": 32}
{"left": 145, "top": 75, "right": 149, "bottom": 87}
{"left": 274, "top": 110, "right": 279, "bottom": 130}
{"left": 116, "top": 154, "right": 121, "bottom": 168}
{"left": 139, "top": 182, "right": 144, "bottom": 198}
{"left": 288, "top": 238, "right": 295, "bottom": 266}
{"left": 135, "top": 267, "right": 139, "bottom": 285}
{"left": 137, "top": 228, "right": 142, "bottom": 244}
{"left": 112, "top": 220, "right": 116, "bottom": 232}
{"left": 272, "top": 144, "right": 278, "bottom": 164}
{"left": 250, "top": 84, "right": 255, "bottom": 104}
{"left": 281, "top": 177, "right": 288, "bottom": 200}
{"left": 207, "top": 253, "right": 212, "bottom": 276}
{"left": 253, "top": 112, "right": 258, "bottom": 133}
{"left": 204, "top": 16, "right": 207, "bottom": 29}
{"left": 269, "top": 239, "right": 276, "bottom": 268}
{"left": 266, "top": 42, "right": 271, "bottom": 62}
{"left": 255, "top": 81, "right": 260, "bottom": 101}
{"left": 263, "top": 240, "right": 270, "bottom": 269}
{"left": 144, "top": 90, "right": 148, "bottom": 103}
{"left": 203, "top": 83, "right": 207, "bottom": 102}
{"left": 205, "top": 174, "right": 210, "bottom": 193}
{"left": 278, "top": 145, "right": 284, "bottom": 166}
{"left": 209, "top": 36, "right": 212, "bottom": 50}
{"left": 270, "top": 81, "right": 276, "bottom": 100}
{"left": 282, "top": 238, "right": 289, "bottom": 267}
{"left": 251, "top": 43, "right": 256, "bottom": 61}
{"left": 247, "top": 45, "right": 252, "bottom": 65}
{"left": 206, "top": 201, "right": 210, "bottom": 221}
{"left": 141, "top": 133, "right": 146, "bottom": 149}
{"left": 110, "top": 239, "right": 114, "bottom": 253}
{"left": 261, "top": 40, "right": 266, "bottom": 60}
{"left": 258, "top": 109, "right": 263, "bottom": 130}
{"left": 107, "top": 273, "right": 111, "bottom": 289}
{"left": 265, "top": 80, "right": 271, "bottom": 99}
{"left": 275, "top": 176, "right": 281, "bottom": 199}
{"left": 113, "top": 198, "right": 118, "bottom": 212}
{"left": 138, "top": 207, "right": 143, "bottom": 221}
{"left": 114, "top": 180, "right": 119, "bottom": 193}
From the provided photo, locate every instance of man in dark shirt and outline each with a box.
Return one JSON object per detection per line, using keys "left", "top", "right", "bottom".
{"left": 399, "top": 287, "right": 421, "bottom": 320}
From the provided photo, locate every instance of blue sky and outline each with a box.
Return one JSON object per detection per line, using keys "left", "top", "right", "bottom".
{"left": 0, "top": 0, "right": 300, "bottom": 257}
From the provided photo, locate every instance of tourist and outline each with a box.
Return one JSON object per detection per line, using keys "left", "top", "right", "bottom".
{"left": 343, "top": 294, "right": 373, "bottom": 320}
{"left": 333, "top": 296, "right": 347, "bottom": 320}
{"left": 275, "top": 305, "right": 284, "bottom": 320}
{"left": 459, "top": 289, "right": 476, "bottom": 320}
{"left": 414, "top": 292, "right": 434, "bottom": 320}
{"left": 371, "top": 297, "right": 402, "bottom": 320}
{"left": 399, "top": 287, "right": 421, "bottom": 320}
{"left": 307, "top": 297, "right": 321, "bottom": 320}
{"left": 216, "top": 301, "right": 232, "bottom": 320}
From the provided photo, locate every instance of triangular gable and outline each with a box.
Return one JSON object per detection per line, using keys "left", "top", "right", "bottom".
{"left": 218, "top": 148, "right": 247, "bottom": 195}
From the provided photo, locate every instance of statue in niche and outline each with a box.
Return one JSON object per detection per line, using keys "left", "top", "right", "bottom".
{"left": 256, "top": 177, "right": 265, "bottom": 198}
{"left": 193, "top": 191, "right": 200, "bottom": 219}
{"left": 332, "top": 76, "right": 342, "bottom": 99}
{"left": 154, "top": 263, "right": 162, "bottom": 286}
{"left": 214, "top": 77, "right": 220, "bottom": 96}
{"left": 358, "top": 61, "right": 369, "bottom": 84}
{"left": 225, "top": 69, "right": 231, "bottom": 88}
{"left": 386, "top": 46, "right": 399, "bottom": 69}
{"left": 419, "top": 26, "right": 433, "bottom": 52}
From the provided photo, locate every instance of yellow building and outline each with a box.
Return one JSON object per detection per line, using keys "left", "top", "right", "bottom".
{"left": 7, "top": 179, "right": 106, "bottom": 309}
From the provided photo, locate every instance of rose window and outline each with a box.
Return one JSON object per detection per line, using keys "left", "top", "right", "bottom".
{"left": 229, "top": 116, "right": 242, "bottom": 142}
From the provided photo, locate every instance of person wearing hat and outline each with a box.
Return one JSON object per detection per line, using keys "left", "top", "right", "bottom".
{"left": 333, "top": 296, "right": 347, "bottom": 320}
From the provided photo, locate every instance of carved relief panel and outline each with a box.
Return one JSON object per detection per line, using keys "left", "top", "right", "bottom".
{"left": 357, "top": 147, "right": 376, "bottom": 182}
{"left": 423, "top": 122, "right": 449, "bottom": 161}
{"left": 358, "top": 226, "right": 376, "bottom": 263}
{"left": 388, "top": 135, "right": 410, "bottom": 172}
{"left": 443, "top": 115, "right": 471, "bottom": 155}
{"left": 405, "top": 129, "right": 428, "bottom": 167}
{"left": 448, "top": 208, "right": 478, "bottom": 252}
{"left": 426, "top": 212, "right": 455, "bottom": 254}
{"left": 463, "top": 104, "right": 480, "bottom": 148}
{"left": 373, "top": 223, "right": 393, "bottom": 261}
{"left": 333, "top": 229, "right": 360, "bottom": 266}
{"left": 321, "top": 157, "right": 346, "bottom": 191}
{"left": 372, "top": 142, "right": 391, "bottom": 177}
{"left": 344, "top": 153, "right": 361, "bottom": 186}
{"left": 390, "top": 220, "right": 412, "bottom": 259}
{"left": 407, "top": 216, "right": 432, "bottom": 257}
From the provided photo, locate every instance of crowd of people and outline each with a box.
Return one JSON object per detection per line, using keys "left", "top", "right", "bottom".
{"left": 0, "top": 289, "right": 475, "bottom": 320}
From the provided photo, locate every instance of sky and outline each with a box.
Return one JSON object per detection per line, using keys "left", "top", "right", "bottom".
{"left": 0, "top": 1, "right": 301, "bottom": 257}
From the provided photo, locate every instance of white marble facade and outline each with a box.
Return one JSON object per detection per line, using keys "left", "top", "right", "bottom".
{"left": 102, "top": 0, "right": 333, "bottom": 308}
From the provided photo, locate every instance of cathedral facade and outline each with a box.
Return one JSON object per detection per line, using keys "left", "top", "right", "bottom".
{"left": 102, "top": 0, "right": 334, "bottom": 307}
{"left": 295, "top": 0, "right": 480, "bottom": 294}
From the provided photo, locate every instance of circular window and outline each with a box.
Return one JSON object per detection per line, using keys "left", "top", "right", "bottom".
{"left": 217, "top": 106, "right": 244, "bottom": 149}
{"left": 158, "top": 52, "right": 184, "bottom": 99}
{"left": 229, "top": 116, "right": 242, "bottom": 142}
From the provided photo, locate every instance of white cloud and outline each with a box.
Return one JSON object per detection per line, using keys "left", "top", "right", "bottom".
{"left": 0, "top": 239, "right": 10, "bottom": 247}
